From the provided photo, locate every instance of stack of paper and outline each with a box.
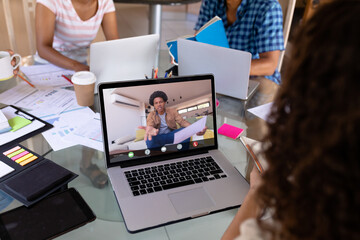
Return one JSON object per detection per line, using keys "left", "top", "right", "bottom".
{"left": 0, "top": 109, "right": 11, "bottom": 134}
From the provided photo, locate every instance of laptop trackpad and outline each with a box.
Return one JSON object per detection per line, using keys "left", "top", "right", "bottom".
{"left": 168, "top": 187, "right": 214, "bottom": 214}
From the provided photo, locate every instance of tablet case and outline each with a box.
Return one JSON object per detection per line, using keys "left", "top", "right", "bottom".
{"left": 0, "top": 144, "right": 77, "bottom": 207}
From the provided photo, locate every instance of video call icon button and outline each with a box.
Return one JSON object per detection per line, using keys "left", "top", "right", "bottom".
{"left": 192, "top": 141, "right": 199, "bottom": 147}
{"left": 145, "top": 149, "right": 150, "bottom": 155}
{"left": 128, "top": 152, "right": 134, "bottom": 158}
{"left": 177, "top": 144, "right": 182, "bottom": 150}
{"left": 161, "top": 146, "right": 166, "bottom": 152}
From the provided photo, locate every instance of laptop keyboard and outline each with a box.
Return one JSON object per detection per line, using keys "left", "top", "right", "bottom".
{"left": 124, "top": 156, "right": 227, "bottom": 196}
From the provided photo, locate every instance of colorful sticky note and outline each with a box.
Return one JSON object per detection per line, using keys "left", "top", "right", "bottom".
{"left": 218, "top": 123, "right": 244, "bottom": 139}
{"left": 8, "top": 116, "right": 32, "bottom": 132}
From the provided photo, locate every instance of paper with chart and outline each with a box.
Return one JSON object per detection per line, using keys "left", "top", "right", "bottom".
{"left": 20, "top": 64, "right": 74, "bottom": 89}
{"left": 0, "top": 83, "right": 78, "bottom": 116}
{"left": 63, "top": 113, "right": 103, "bottom": 151}
{"left": 41, "top": 107, "right": 95, "bottom": 151}
{"left": 0, "top": 82, "right": 37, "bottom": 107}
{"left": 173, "top": 116, "right": 207, "bottom": 144}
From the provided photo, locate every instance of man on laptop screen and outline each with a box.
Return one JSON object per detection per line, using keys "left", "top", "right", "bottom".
{"left": 139, "top": 90, "right": 207, "bottom": 149}
{"left": 98, "top": 75, "right": 249, "bottom": 233}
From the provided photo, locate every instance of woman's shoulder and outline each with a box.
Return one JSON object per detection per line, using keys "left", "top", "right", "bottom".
{"left": 36, "top": 0, "right": 65, "bottom": 14}
{"left": 97, "top": 0, "right": 116, "bottom": 12}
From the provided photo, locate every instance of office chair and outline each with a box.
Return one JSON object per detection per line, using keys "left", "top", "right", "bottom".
{"left": 277, "top": 0, "right": 296, "bottom": 72}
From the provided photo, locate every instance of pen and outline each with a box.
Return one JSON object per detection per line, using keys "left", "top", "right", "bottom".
{"left": 154, "top": 68, "right": 158, "bottom": 78}
{"left": 17, "top": 73, "right": 35, "bottom": 88}
{"left": 151, "top": 67, "right": 154, "bottom": 78}
{"left": 164, "top": 72, "right": 168, "bottom": 78}
{"left": 61, "top": 74, "right": 73, "bottom": 84}
{"left": 239, "top": 137, "right": 263, "bottom": 173}
{"left": 145, "top": 74, "right": 149, "bottom": 79}
{"left": 168, "top": 71, "right": 173, "bottom": 77}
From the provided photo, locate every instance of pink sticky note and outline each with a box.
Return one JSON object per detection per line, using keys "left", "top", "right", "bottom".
{"left": 218, "top": 123, "right": 244, "bottom": 139}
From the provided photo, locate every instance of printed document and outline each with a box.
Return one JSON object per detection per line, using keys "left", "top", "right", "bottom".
{"left": 20, "top": 64, "right": 74, "bottom": 89}
{"left": 173, "top": 116, "right": 207, "bottom": 144}
{"left": 247, "top": 102, "right": 273, "bottom": 122}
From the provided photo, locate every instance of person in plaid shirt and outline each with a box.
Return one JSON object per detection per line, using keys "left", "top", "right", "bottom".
{"left": 195, "top": 0, "right": 284, "bottom": 84}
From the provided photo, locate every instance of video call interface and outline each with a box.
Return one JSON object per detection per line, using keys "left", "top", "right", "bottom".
{"left": 102, "top": 79, "right": 215, "bottom": 164}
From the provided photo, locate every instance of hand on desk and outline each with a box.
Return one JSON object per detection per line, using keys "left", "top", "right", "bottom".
{"left": 72, "top": 61, "right": 90, "bottom": 72}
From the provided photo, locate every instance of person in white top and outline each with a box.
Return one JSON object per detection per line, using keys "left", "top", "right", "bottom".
{"left": 35, "top": 0, "right": 119, "bottom": 71}
{"left": 222, "top": 1, "right": 360, "bottom": 239}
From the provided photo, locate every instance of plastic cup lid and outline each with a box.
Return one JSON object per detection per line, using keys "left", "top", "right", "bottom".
{"left": 71, "top": 71, "right": 96, "bottom": 85}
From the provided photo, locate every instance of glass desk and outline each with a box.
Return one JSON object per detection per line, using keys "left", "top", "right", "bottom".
{"left": 0, "top": 53, "right": 278, "bottom": 239}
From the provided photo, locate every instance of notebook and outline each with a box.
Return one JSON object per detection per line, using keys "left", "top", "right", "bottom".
{"left": 177, "top": 39, "right": 259, "bottom": 100}
{"left": 90, "top": 34, "right": 159, "bottom": 93}
{"left": 98, "top": 74, "right": 249, "bottom": 233}
{"left": 166, "top": 16, "right": 229, "bottom": 63}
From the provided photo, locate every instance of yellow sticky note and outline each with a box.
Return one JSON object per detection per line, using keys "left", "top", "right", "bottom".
{"left": 8, "top": 116, "right": 32, "bottom": 132}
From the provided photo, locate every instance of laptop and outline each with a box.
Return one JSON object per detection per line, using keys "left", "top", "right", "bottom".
{"left": 90, "top": 34, "right": 159, "bottom": 93}
{"left": 177, "top": 39, "right": 259, "bottom": 100}
{"left": 98, "top": 74, "right": 249, "bottom": 233}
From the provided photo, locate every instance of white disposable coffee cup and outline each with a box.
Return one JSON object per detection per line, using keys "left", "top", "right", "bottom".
{"left": 71, "top": 71, "right": 96, "bottom": 106}
{"left": 0, "top": 51, "right": 21, "bottom": 81}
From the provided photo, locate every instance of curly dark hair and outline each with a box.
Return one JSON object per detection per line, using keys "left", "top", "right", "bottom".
{"left": 257, "top": 1, "right": 360, "bottom": 239}
{"left": 149, "top": 91, "right": 168, "bottom": 106}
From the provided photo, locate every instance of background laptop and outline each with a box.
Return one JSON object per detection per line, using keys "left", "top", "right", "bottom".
{"left": 98, "top": 74, "right": 249, "bottom": 233}
{"left": 90, "top": 34, "right": 159, "bottom": 93}
{"left": 177, "top": 39, "right": 259, "bottom": 100}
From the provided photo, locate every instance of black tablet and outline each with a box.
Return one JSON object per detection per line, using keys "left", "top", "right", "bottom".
{"left": 0, "top": 188, "right": 96, "bottom": 240}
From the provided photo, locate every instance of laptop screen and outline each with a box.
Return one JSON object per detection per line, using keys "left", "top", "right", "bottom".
{"left": 98, "top": 75, "right": 218, "bottom": 168}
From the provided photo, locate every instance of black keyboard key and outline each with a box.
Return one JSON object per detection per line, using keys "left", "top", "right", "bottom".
{"left": 132, "top": 191, "right": 140, "bottom": 196}
{"left": 220, "top": 174, "right": 227, "bottom": 178}
{"left": 162, "top": 180, "right": 195, "bottom": 190}
{"left": 202, "top": 177, "right": 209, "bottom": 182}
{"left": 154, "top": 186, "right": 162, "bottom": 192}
{"left": 194, "top": 178, "right": 203, "bottom": 183}
{"left": 127, "top": 177, "right": 137, "bottom": 182}
{"left": 214, "top": 174, "right": 221, "bottom": 179}
{"left": 140, "top": 189, "right": 147, "bottom": 195}
{"left": 147, "top": 188, "right": 154, "bottom": 193}
{"left": 131, "top": 186, "right": 139, "bottom": 191}
{"left": 129, "top": 181, "right": 140, "bottom": 186}
{"left": 140, "top": 184, "right": 146, "bottom": 189}
{"left": 210, "top": 169, "right": 223, "bottom": 175}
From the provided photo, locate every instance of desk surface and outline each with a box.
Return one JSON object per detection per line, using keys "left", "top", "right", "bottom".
{"left": 0, "top": 52, "right": 278, "bottom": 240}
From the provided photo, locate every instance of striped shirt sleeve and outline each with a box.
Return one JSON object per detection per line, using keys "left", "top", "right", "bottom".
{"left": 37, "top": 0, "right": 57, "bottom": 14}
